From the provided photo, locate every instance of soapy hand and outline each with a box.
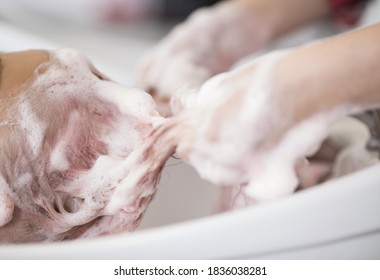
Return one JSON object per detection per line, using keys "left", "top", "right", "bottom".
{"left": 135, "top": 2, "right": 268, "bottom": 115}
{"left": 175, "top": 50, "right": 353, "bottom": 202}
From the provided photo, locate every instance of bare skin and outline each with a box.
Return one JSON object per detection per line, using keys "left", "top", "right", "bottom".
{"left": 0, "top": 50, "right": 50, "bottom": 98}
{"left": 276, "top": 23, "right": 380, "bottom": 116}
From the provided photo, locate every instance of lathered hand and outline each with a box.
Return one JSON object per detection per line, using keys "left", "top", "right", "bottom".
{"left": 135, "top": 2, "right": 271, "bottom": 115}
{"left": 174, "top": 48, "right": 366, "bottom": 201}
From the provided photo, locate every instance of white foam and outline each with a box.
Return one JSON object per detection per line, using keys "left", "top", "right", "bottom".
{"left": 35, "top": 49, "right": 167, "bottom": 233}
{"left": 2, "top": 48, "right": 174, "bottom": 241}
{"left": 19, "top": 101, "right": 46, "bottom": 157}
{"left": 0, "top": 176, "right": 14, "bottom": 227}
{"left": 49, "top": 140, "right": 70, "bottom": 172}
{"left": 100, "top": 116, "right": 139, "bottom": 159}
{"left": 48, "top": 111, "right": 79, "bottom": 172}
{"left": 185, "top": 52, "right": 287, "bottom": 186}
{"left": 96, "top": 83, "right": 159, "bottom": 121}
{"left": 57, "top": 148, "right": 153, "bottom": 227}
{"left": 103, "top": 152, "right": 152, "bottom": 215}
{"left": 52, "top": 49, "right": 159, "bottom": 120}
{"left": 15, "top": 173, "right": 33, "bottom": 189}
{"left": 179, "top": 50, "right": 364, "bottom": 202}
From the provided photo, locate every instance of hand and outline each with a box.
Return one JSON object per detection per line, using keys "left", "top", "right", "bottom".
{"left": 135, "top": 2, "right": 270, "bottom": 115}
{"left": 175, "top": 50, "right": 356, "bottom": 202}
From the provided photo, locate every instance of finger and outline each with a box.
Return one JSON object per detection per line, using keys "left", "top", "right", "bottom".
{"left": 307, "top": 139, "right": 338, "bottom": 162}
{"left": 297, "top": 161, "right": 332, "bottom": 188}
{"left": 170, "top": 86, "right": 198, "bottom": 115}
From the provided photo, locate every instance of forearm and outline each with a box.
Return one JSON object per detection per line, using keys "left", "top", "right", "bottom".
{"left": 276, "top": 23, "right": 380, "bottom": 121}
{"left": 233, "top": 0, "right": 331, "bottom": 39}
{"left": 211, "top": 0, "right": 330, "bottom": 61}
{"left": 333, "top": 24, "right": 380, "bottom": 108}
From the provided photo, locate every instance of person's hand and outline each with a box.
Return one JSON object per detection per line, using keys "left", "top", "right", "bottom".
{"left": 174, "top": 22, "right": 380, "bottom": 202}
{"left": 174, "top": 49, "right": 356, "bottom": 202}
{"left": 135, "top": 2, "right": 270, "bottom": 116}
{"left": 134, "top": 0, "right": 332, "bottom": 116}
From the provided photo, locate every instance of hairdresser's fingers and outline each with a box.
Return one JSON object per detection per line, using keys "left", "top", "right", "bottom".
{"left": 294, "top": 142, "right": 336, "bottom": 188}
{"left": 135, "top": 4, "right": 249, "bottom": 113}
{"left": 136, "top": 53, "right": 211, "bottom": 116}
{"left": 297, "top": 161, "right": 333, "bottom": 188}
{"left": 307, "top": 139, "right": 339, "bottom": 162}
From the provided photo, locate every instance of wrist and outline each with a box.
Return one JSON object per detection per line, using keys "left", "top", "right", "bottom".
{"left": 230, "top": 0, "right": 331, "bottom": 42}
{"left": 272, "top": 47, "right": 348, "bottom": 123}
{"left": 284, "top": 24, "right": 380, "bottom": 117}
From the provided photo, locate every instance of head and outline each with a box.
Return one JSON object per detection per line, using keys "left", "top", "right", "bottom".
{"left": 0, "top": 49, "right": 175, "bottom": 243}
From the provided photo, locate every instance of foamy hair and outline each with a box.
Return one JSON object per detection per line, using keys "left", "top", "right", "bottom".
{"left": 0, "top": 49, "right": 177, "bottom": 243}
